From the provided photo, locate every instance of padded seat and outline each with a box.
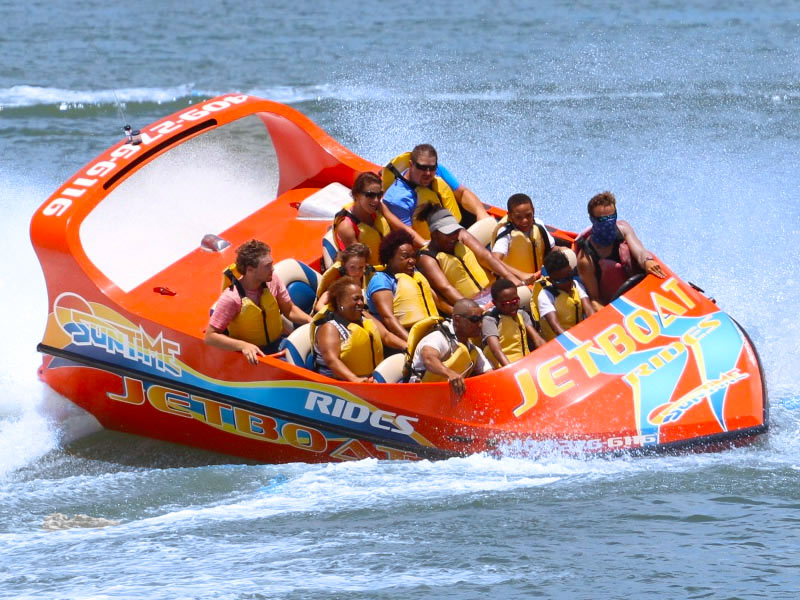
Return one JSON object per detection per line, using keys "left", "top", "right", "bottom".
{"left": 279, "top": 323, "right": 313, "bottom": 370}
{"left": 372, "top": 353, "right": 406, "bottom": 384}
{"left": 273, "top": 259, "right": 321, "bottom": 315}
{"left": 466, "top": 216, "right": 499, "bottom": 248}
{"left": 321, "top": 227, "right": 338, "bottom": 271}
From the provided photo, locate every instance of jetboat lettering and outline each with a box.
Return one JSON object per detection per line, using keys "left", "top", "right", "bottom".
{"left": 304, "top": 391, "right": 419, "bottom": 436}
{"left": 513, "top": 278, "right": 736, "bottom": 417}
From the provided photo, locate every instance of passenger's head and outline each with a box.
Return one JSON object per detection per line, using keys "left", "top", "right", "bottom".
{"left": 587, "top": 191, "right": 618, "bottom": 246}
{"left": 490, "top": 278, "right": 520, "bottom": 316}
{"left": 587, "top": 191, "right": 617, "bottom": 218}
{"left": 408, "top": 144, "right": 438, "bottom": 187}
{"left": 379, "top": 229, "right": 416, "bottom": 275}
{"left": 235, "top": 239, "right": 273, "bottom": 282}
{"left": 337, "top": 243, "right": 370, "bottom": 281}
{"left": 328, "top": 276, "right": 365, "bottom": 321}
{"left": 420, "top": 205, "right": 462, "bottom": 253}
{"left": 351, "top": 172, "right": 383, "bottom": 215}
{"left": 452, "top": 298, "right": 483, "bottom": 340}
{"left": 507, "top": 193, "right": 535, "bottom": 232}
{"left": 544, "top": 249, "right": 573, "bottom": 292}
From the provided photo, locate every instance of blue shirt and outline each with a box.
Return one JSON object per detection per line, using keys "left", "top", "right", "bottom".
{"left": 436, "top": 164, "right": 460, "bottom": 191}
{"left": 366, "top": 271, "right": 397, "bottom": 315}
{"left": 382, "top": 175, "right": 417, "bottom": 226}
{"left": 382, "top": 164, "right": 460, "bottom": 227}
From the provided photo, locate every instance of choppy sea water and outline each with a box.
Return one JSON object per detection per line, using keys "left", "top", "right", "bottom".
{"left": 1, "top": 1, "right": 799, "bottom": 598}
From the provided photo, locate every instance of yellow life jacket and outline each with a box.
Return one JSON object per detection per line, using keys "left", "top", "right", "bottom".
{"left": 491, "top": 219, "right": 552, "bottom": 274}
{"left": 537, "top": 278, "right": 585, "bottom": 341}
{"left": 310, "top": 310, "right": 383, "bottom": 378}
{"left": 382, "top": 151, "right": 461, "bottom": 240}
{"left": 220, "top": 265, "right": 283, "bottom": 349}
{"left": 315, "top": 261, "right": 376, "bottom": 304}
{"left": 332, "top": 206, "right": 390, "bottom": 266}
{"left": 393, "top": 271, "right": 439, "bottom": 328}
{"left": 482, "top": 308, "right": 531, "bottom": 368}
{"left": 403, "top": 316, "right": 482, "bottom": 382}
{"left": 422, "top": 241, "right": 490, "bottom": 299}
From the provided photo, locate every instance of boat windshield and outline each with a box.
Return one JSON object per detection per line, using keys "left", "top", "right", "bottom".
{"left": 79, "top": 115, "right": 279, "bottom": 293}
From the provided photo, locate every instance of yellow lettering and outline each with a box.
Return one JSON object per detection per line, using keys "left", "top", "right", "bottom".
{"left": 513, "top": 368, "right": 539, "bottom": 417}
{"left": 147, "top": 385, "right": 192, "bottom": 418}
{"left": 623, "top": 362, "right": 654, "bottom": 389}
{"left": 657, "top": 341, "right": 686, "bottom": 363}
{"left": 233, "top": 407, "right": 280, "bottom": 441}
{"left": 650, "top": 292, "right": 689, "bottom": 327}
{"left": 565, "top": 339, "right": 601, "bottom": 378}
{"left": 624, "top": 308, "right": 661, "bottom": 345}
{"left": 281, "top": 423, "right": 327, "bottom": 453}
{"left": 661, "top": 278, "right": 696, "bottom": 310}
{"left": 107, "top": 376, "right": 145, "bottom": 405}
{"left": 536, "top": 356, "right": 575, "bottom": 398}
{"left": 595, "top": 324, "right": 636, "bottom": 364}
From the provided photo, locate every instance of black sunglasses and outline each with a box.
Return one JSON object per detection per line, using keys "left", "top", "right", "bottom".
{"left": 412, "top": 161, "right": 438, "bottom": 172}
{"left": 551, "top": 276, "right": 573, "bottom": 285}
{"left": 456, "top": 314, "right": 483, "bottom": 323}
{"left": 362, "top": 190, "right": 384, "bottom": 199}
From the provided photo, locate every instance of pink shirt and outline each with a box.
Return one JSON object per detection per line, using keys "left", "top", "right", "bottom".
{"left": 208, "top": 274, "right": 289, "bottom": 332}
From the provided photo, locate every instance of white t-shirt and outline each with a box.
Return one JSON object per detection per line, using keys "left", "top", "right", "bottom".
{"left": 410, "top": 321, "right": 491, "bottom": 378}
{"left": 491, "top": 217, "right": 555, "bottom": 256}
{"left": 537, "top": 279, "right": 588, "bottom": 318}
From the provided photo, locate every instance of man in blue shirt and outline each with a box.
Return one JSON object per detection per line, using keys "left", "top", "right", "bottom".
{"left": 382, "top": 144, "right": 490, "bottom": 247}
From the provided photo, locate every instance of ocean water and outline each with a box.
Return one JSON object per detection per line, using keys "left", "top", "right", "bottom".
{"left": 2, "top": 1, "right": 799, "bottom": 598}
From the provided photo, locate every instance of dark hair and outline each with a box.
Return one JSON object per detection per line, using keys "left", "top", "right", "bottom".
{"left": 587, "top": 191, "right": 616, "bottom": 216}
{"left": 544, "top": 249, "right": 569, "bottom": 274}
{"left": 338, "top": 242, "right": 371, "bottom": 265}
{"left": 415, "top": 201, "right": 440, "bottom": 224}
{"left": 235, "top": 239, "right": 270, "bottom": 273}
{"left": 507, "top": 193, "right": 533, "bottom": 213}
{"left": 379, "top": 229, "right": 415, "bottom": 265}
{"left": 328, "top": 276, "right": 361, "bottom": 308}
{"left": 410, "top": 144, "right": 437, "bottom": 163}
{"left": 490, "top": 277, "right": 517, "bottom": 303}
{"left": 352, "top": 171, "right": 382, "bottom": 195}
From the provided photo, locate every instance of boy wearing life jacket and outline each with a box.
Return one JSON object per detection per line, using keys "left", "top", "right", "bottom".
{"left": 537, "top": 250, "right": 595, "bottom": 341}
{"left": 409, "top": 299, "right": 492, "bottom": 402}
{"left": 381, "top": 144, "right": 489, "bottom": 247}
{"left": 205, "top": 239, "right": 312, "bottom": 364}
{"left": 416, "top": 205, "right": 522, "bottom": 309}
{"left": 575, "top": 191, "right": 666, "bottom": 308}
{"left": 482, "top": 278, "right": 545, "bottom": 368}
{"left": 491, "top": 193, "right": 555, "bottom": 285}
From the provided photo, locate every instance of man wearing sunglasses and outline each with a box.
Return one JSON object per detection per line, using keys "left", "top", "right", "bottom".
{"left": 409, "top": 299, "right": 492, "bottom": 402}
{"left": 576, "top": 191, "right": 666, "bottom": 308}
{"left": 381, "top": 144, "right": 489, "bottom": 247}
{"left": 537, "top": 250, "right": 595, "bottom": 341}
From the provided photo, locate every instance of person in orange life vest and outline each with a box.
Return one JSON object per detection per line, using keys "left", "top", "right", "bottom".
{"left": 381, "top": 144, "right": 489, "bottom": 248}
{"left": 416, "top": 205, "right": 523, "bottom": 310}
{"left": 576, "top": 191, "right": 666, "bottom": 309}
{"left": 538, "top": 249, "right": 595, "bottom": 339}
{"left": 333, "top": 172, "right": 388, "bottom": 265}
{"left": 205, "top": 239, "right": 312, "bottom": 364}
{"left": 491, "top": 193, "right": 555, "bottom": 285}
{"left": 482, "top": 278, "right": 545, "bottom": 367}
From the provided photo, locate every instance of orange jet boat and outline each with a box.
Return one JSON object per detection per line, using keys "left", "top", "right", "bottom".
{"left": 31, "top": 95, "right": 767, "bottom": 463}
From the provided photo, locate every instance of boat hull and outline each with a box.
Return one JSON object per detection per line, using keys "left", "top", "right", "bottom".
{"left": 31, "top": 95, "right": 768, "bottom": 463}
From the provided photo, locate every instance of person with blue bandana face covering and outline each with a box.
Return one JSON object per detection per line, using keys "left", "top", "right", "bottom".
{"left": 576, "top": 191, "right": 666, "bottom": 308}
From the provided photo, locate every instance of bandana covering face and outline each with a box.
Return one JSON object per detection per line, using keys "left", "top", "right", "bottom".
{"left": 590, "top": 213, "right": 618, "bottom": 246}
